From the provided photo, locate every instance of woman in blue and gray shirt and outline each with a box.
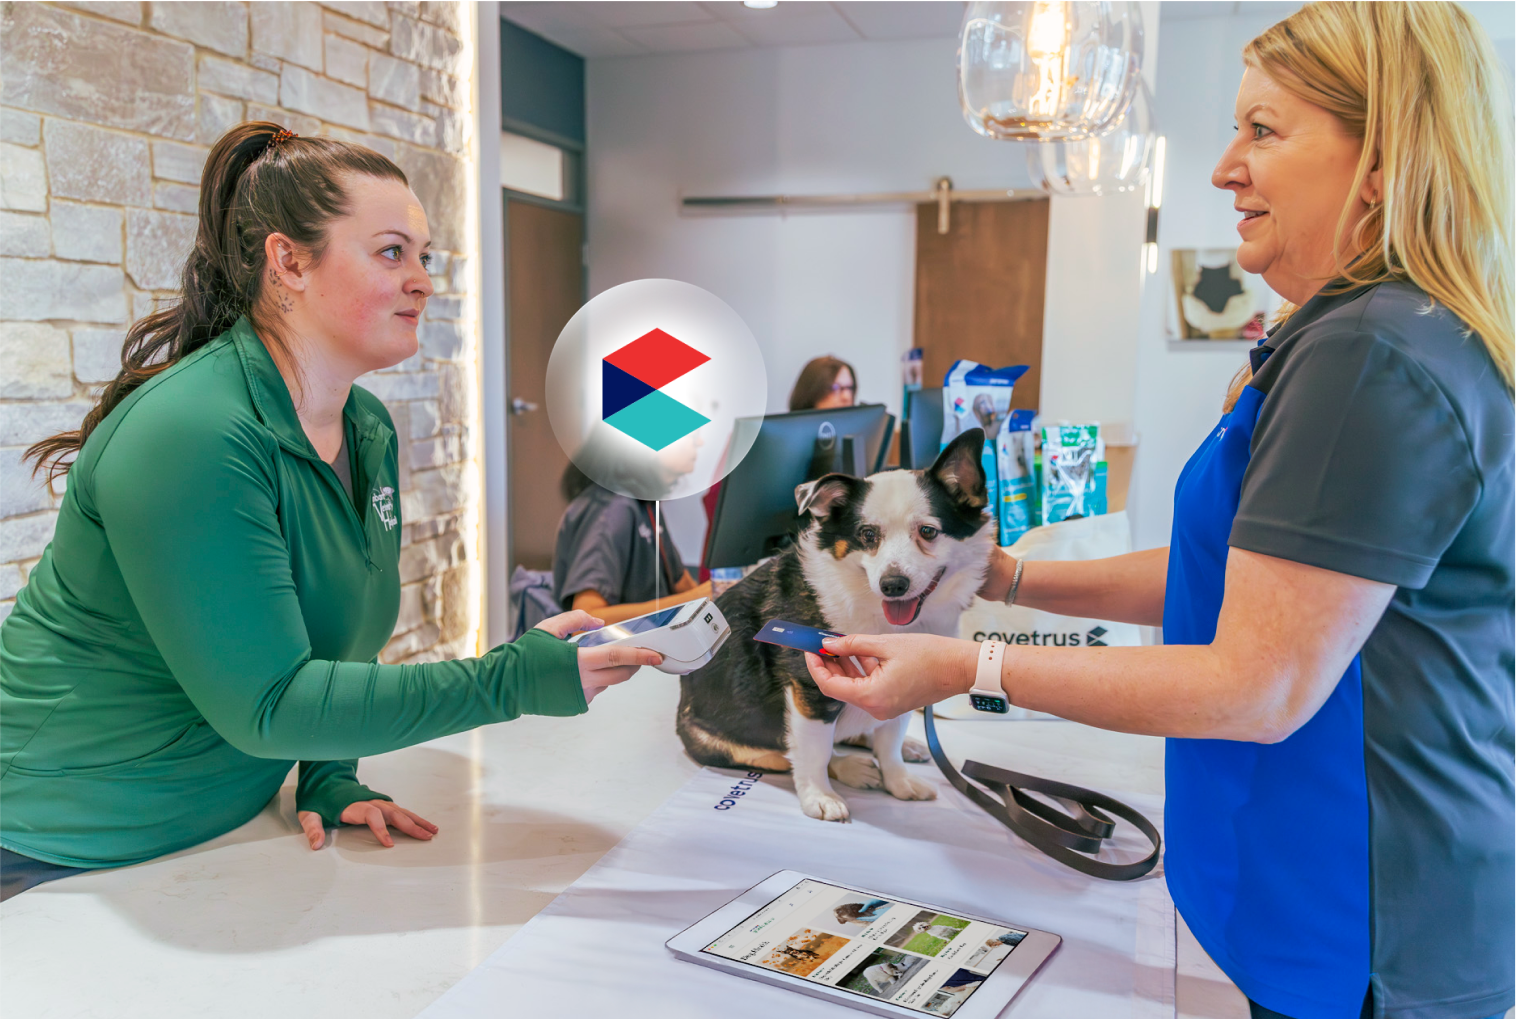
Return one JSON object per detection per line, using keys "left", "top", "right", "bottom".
{"left": 806, "top": 6, "right": 1514, "bottom": 1019}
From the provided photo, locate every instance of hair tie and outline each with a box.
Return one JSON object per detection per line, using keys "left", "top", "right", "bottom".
{"left": 269, "top": 128, "right": 296, "bottom": 150}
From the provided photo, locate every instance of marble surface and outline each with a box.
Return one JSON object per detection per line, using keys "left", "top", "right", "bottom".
{"left": 0, "top": 669, "right": 1247, "bottom": 1018}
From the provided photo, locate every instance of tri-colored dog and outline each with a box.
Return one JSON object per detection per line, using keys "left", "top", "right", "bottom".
{"left": 676, "top": 429, "right": 994, "bottom": 821}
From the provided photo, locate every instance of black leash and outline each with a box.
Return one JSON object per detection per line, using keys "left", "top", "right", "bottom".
{"left": 922, "top": 706, "right": 1161, "bottom": 881}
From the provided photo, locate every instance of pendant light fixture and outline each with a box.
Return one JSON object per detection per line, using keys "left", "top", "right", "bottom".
{"left": 958, "top": 1, "right": 1145, "bottom": 141}
{"left": 1031, "top": 79, "right": 1157, "bottom": 196}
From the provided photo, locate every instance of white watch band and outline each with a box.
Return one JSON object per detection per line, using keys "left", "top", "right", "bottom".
{"left": 969, "top": 640, "right": 1009, "bottom": 714}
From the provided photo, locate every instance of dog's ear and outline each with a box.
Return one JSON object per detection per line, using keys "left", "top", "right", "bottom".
{"left": 929, "top": 428, "right": 988, "bottom": 509}
{"left": 795, "top": 473, "right": 859, "bottom": 518}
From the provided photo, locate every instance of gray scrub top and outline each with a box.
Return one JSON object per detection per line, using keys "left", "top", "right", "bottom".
{"left": 1233, "top": 280, "right": 1514, "bottom": 1015}
{"left": 552, "top": 486, "right": 686, "bottom": 610}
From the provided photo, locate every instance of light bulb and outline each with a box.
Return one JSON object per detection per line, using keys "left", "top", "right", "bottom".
{"left": 959, "top": 1, "right": 1144, "bottom": 141}
{"left": 1027, "top": 0, "right": 1067, "bottom": 56}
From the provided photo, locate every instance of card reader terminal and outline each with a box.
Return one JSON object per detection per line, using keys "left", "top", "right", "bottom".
{"left": 567, "top": 598, "right": 731, "bottom": 675}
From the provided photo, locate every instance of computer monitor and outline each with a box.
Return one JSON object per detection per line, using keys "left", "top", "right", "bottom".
{"left": 898, "top": 387, "right": 944, "bottom": 470}
{"left": 704, "top": 404, "right": 895, "bottom": 569}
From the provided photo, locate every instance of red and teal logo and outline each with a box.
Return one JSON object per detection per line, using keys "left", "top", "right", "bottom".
{"left": 602, "top": 328, "right": 711, "bottom": 449}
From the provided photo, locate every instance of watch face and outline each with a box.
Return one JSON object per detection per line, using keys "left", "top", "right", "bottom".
{"left": 970, "top": 693, "right": 1009, "bottom": 714}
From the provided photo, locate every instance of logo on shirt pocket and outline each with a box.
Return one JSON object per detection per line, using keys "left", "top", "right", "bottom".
{"left": 371, "top": 486, "right": 398, "bottom": 531}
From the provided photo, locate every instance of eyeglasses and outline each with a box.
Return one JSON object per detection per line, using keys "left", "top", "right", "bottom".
{"left": 829, "top": 383, "right": 856, "bottom": 395}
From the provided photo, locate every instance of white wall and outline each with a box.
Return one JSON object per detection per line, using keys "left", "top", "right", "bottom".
{"left": 586, "top": 40, "right": 1031, "bottom": 425}
{"left": 1125, "top": 8, "right": 1287, "bottom": 552}
{"left": 586, "top": 14, "right": 1159, "bottom": 559}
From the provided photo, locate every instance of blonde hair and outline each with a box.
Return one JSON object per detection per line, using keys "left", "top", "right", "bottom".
{"left": 1222, "top": 1, "right": 1514, "bottom": 411}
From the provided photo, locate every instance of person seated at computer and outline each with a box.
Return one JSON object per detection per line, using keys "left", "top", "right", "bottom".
{"left": 553, "top": 428, "right": 713, "bottom": 625}
{"left": 788, "top": 355, "right": 857, "bottom": 410}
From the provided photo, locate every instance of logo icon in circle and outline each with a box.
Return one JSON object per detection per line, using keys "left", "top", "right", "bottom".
{"left": 816, "top": 421, "right": 836, "bottom": 450}
{"left": 545, "top": 279, "right": 768, "bottom": 503}
{"left": 601, "top": 328, "right": 711, "bottom": 450}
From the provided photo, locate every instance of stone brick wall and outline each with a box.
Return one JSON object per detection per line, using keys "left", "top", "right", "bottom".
{"left": 0, "top": 1, "right": 481, "bottom": 663}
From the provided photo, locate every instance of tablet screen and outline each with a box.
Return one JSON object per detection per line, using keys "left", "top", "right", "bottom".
{"left": 701, "top": 879, "right": 1028, "bottom": 1016}
{"left": 574, "top": 606, "right": 684, "bottom": 647}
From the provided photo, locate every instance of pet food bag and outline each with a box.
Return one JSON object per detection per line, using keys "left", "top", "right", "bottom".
{"left": 940, "top": 360, "right": 1029, "bottom": 540}
{"left": 994, "top": 409, "right": 1038, "bottom": 547}
{"left": 1039, "top": 423, "right": 1107, "bottom": 525}
{"left": 938, "top": 511, "right": 1144, "bottom": 720}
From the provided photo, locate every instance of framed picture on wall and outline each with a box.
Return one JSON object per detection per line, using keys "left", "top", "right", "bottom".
{"left": 1168, "top": 248, "right": 1280, "bottom": 341}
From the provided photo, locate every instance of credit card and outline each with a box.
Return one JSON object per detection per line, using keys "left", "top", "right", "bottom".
{"left": 753, "top": 619, "right": 846, "bottom": 656}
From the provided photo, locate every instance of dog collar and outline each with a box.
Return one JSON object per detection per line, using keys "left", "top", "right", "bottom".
{"left": 969, "top": 640, "right": 1009, "bottom": 714}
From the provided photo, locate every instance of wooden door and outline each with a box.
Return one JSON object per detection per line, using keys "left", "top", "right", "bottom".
{"left": 507, "top": 199, "right": 583, "bottom": 571}
{"left": 913, "top": 199, "right": 1050, "bottom": 411}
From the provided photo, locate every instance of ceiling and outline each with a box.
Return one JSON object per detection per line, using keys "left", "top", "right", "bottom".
{"left": 497, "top": 2, "right": 969, "bottom": 57}
{"left": 500, "top": 2, "right": 1503, "bottom": 60}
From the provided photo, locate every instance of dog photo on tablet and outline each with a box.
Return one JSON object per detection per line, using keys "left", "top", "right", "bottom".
{"left": 884, "top": 910, "right": 970, "bottom": 956}
{"left": 839, "top": 949, "right": 930, "bottom": 999}
{"left": 676, "top": 429, "right": 995, "bottom": 821}
{"left": 757, "top": 929, "right": 849, "bottom": 977}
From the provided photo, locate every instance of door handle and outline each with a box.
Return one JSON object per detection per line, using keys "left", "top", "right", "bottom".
{"left": 510, "top": 397, "right": 539, "bottom": 415}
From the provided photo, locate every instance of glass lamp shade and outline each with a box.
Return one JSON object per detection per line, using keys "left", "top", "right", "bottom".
{"left": 1031, "top": 80, "right": 1157, "bottom": 196}
{"left": 959, "top": 1, "right": 1145, "bottom": 141}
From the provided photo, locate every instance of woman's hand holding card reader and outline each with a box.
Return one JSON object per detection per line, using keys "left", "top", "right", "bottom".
{"left": 567, "top": 598, "right": 731, "bottom": 675}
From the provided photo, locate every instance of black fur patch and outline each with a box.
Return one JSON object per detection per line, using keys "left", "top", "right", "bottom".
{"left": 676, "top": 550, "right": 843, "bottom": 769}
{"left": 809, "top": 475, "right": 875, "bottom": 557}
{"left": 920, "top": 430, "right": 989, "bottom": 540}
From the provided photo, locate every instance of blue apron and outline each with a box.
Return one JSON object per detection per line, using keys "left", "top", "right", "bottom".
{"left": 1164, "top": 351, "right": 1371, "bottom": 1019}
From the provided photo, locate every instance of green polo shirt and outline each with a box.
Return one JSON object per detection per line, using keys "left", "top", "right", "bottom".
{"left": 0, "top": 318, "right": 584, "bottom": 868}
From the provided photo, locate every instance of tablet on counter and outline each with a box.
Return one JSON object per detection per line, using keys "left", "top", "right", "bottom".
{"left": 666, "top": 870, "right": 1059, "bottom": 1017}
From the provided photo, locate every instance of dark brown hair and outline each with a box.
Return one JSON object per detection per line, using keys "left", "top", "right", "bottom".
{"left": 26, "top": 122, "right": 408, "bottom": 480}
{"left": 787, "top": 356, "right": 857, "bottom": 411}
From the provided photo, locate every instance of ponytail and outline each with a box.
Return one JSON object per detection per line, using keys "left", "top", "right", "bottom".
{"left": 25, "top": 122, "right": 408, "bottom": 481}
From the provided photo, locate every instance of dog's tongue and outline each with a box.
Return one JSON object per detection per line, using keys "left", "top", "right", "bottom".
{"left": 882, "top": 598, "right": 920, "bottom": 626}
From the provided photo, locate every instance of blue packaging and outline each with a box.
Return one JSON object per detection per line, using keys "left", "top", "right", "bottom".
{"left": 939, "top": 360, "right": 1029, "bottom": 539}
{"left": 994, "top": 410, "right": 1038, "bottom": 546}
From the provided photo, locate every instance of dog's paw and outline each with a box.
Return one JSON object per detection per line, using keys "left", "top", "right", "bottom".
{"left": 883, "top": 772, "right": 937, "bottom": 802}
{"left": 829, "top": 754, "right": 883, "bottom": 790}
{"left": 799, "top": 788, "right": 851, "bottom": 822}
{"left": 900, "top": 736, "right": 931, "bottom": 763}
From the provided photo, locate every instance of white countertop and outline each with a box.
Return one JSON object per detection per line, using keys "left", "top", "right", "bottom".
{"left": 0, "top": 669, "right": 1246, "bottom": 1018}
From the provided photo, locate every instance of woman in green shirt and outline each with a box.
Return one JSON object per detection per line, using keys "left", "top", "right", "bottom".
{"left": 0, "top": 123, "right": 658, "bottom": 897}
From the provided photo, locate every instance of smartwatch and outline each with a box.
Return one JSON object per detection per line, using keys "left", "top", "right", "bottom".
{"left": 968, "top": 640, "right": 1009, "bottom": 714}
